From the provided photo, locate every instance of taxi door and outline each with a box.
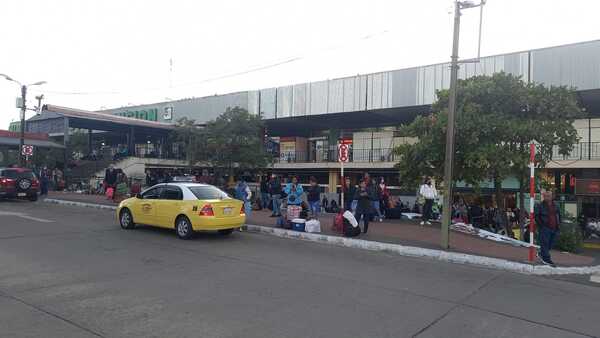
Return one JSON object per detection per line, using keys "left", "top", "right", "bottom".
{"left": 132, "top": 186, "right": 163, "bottom": 225}
{"left": 153, "top": 185, "right": 184, "bottom": 228}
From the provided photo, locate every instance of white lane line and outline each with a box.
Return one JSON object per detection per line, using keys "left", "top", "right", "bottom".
{"left": 17, "top": 215, "right": 55, "bottom": 223}
{"left": 0, "top": 211, "right": 55, "bottom": 223}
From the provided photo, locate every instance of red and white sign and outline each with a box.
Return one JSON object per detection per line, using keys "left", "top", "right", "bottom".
{"left": 338, "top": 143, "right": 349, "bottom": 163}
{"left": 21, "top": 145, "right": 33, "bottom": 156}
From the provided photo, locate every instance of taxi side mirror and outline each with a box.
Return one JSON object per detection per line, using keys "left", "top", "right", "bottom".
{"left": 136, "top": 193, "right": 142, "bottom": 199}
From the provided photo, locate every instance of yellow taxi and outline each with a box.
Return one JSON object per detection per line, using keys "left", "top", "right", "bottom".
{"left": 117, "top": 183, "right": 245, "bottom": 239}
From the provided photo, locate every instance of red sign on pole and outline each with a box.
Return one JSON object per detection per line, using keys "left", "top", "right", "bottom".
{"left": 338, "top": 143, "right": 349, "bottom": 163}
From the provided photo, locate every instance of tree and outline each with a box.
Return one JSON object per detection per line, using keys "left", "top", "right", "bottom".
{"left": 395, "top": 72, "right": 583, "bottom": 215}
{"left": 172, "top": 117, "right": 207, "bottom": 168}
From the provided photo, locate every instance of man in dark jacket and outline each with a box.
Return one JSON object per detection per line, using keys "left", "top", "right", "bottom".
{"left": 535, "top": 191, "right": 561, "bottom": 267}
{"left": 354, "top": 181, "right": 373, "bottom": 234}
{"left": 268, "top": 175, "right": 282, "bottom": 217}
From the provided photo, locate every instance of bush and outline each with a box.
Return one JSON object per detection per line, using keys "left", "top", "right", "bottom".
{"left": 553, "top": 222, "right": 583, "bottom": 254}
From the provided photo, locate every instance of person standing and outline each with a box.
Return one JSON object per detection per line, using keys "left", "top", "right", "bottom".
{"left": 419, "top": 177, "right": 437, "bottom": 225}
{"left": 535, "top": 191, "right": 561, "bottom": 267}
{"left": 354, "top": 181, "right": 372, "bottom": 234}
{"left": 235, "top": 177, "right": 252, "bottom": 217}
{"left": 369, "top": 178, "right": 383, "bottom": 222}
{"left": 344, "top": 177, "right": 357, "bottom": 212}
{"left": 39, "top": 166, "right": 50, "bottom": 196}
{"left": 283, "top": 176, "right": 304, "bottom": 207}
{"left": 378, "top": 177, "right": 390, "bottom": 218}
{"left": 269, "top": 174, "right": 282, "bottom": 217}
{"left": 260, "top": 175, "right": 270, "bottom": 210}
{"left": 306, "top": 176, "right": 321, "bottom": 218}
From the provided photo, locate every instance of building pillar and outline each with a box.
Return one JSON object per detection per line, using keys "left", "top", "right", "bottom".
{"left": 63, "top": 118, "right": 70, "bottom": 166}
{"left": 128, "top": 126, "right": 135, "bottom": 157}
{"left": 328, "top": 169, "right": 338, "bottom": 194}
{"left": 87, "top": 129, "right": 93, "bottom": 155}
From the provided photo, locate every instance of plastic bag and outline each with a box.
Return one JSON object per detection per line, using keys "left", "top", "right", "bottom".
{"left": 343, "top": 210, "right": 358, "bottom": 228}
{"left": 305, "top": 219, "right": 321, "bottom": 233}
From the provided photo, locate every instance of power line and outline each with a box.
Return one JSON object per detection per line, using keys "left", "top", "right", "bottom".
{"left": 27, "top": 28, "right": 392, "bottom": 97}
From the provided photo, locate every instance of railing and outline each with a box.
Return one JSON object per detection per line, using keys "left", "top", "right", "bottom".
{"left": 552, "top": 143, "right": 600, "bottom": 161}
{"left": 275, "top": 148, "right": 397, "bottom": 164}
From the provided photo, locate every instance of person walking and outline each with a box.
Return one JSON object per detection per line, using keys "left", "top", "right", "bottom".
{"left": 535, "top": 191, "right": 561, "bottom": 267}
{"left": 354, "top": 181, "right": 373, "bottom": 234}
{"left": 235, "top": 177, "right": 252, "bottom": 217}
{"left": 419, "top": 177, "right": 437, "bottom": 225}
{"left": 306, "top": 176, "right": 321, "bottom": 218}
{"left": 378, "top": 177, "right": 390, "bottom": 218}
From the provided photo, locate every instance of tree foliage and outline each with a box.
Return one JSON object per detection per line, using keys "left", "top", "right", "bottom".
{"left": 172, "top": 107, "right": 270, "bottom": 173}
{"left": 395, "top": 73, "right": 583, "bottom": 205}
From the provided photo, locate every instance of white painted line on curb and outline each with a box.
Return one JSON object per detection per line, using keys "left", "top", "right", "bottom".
{"left": 42, "top": 199, "right": 600, "bottom": 276}
{"left": 244, "top": 224, "right": 600, "bottom": 277}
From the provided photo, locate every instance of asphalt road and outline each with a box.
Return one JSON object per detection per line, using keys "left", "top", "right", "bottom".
{"left": 0, "top": 200, "right": 599, "bottom": 338}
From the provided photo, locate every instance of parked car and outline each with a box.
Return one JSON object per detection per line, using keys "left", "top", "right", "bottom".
{"left": 117, "top": 183, "right": 245, "bottom": 239}
{"left": 0, "top": 167, "right": 40, "bottom": 201}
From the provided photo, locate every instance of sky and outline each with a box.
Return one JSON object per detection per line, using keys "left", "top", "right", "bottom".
{"left": 1, "top": 0, "right": 599, "bottom": 129}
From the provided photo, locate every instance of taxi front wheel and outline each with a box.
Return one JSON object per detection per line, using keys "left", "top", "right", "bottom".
{"left": 176, "top": 216, "right": 194, "bottom": 240}
{"left": 119, "top": 209, "right": 135, "bottom": 230}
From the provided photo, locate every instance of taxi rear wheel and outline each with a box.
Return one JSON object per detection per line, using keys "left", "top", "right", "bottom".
{"left": 119, "top": 208, "right": 135, "bottom": 229}
{"left": 175, "top": 216, "right": 194, "bottom": 240}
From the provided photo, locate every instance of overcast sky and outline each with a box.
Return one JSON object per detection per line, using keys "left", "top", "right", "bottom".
{"left": 1, "top": 0, "right": 599, "bottom": 129}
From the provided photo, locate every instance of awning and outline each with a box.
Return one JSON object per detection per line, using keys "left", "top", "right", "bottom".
{"left": 0, "top": 136, "right": 64, "bottom": 149}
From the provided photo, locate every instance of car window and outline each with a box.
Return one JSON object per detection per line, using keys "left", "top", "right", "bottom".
{"left": 1, "top": 170, "right": 34, "bottom": 179}
{"left": 188, "top": 186, "right": 229, "bottom": 200}
{"left": 162, "top": 186, "right": 183, "bottom": 200}
{"left": 142, "top": 187, "right": 163, "bottom": 199}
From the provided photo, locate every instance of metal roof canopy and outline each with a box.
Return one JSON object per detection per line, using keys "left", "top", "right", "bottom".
{"left": 0, "top": 136, "right": 64, "bottom": 149}
{"left": 41, "top": 105, "right": 175, "bottom": 136}
{"left": 264, "top": 105, "right": 431, "bottom": 137}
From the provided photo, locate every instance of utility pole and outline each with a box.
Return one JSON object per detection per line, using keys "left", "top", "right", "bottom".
{"left": 19, "top": 85, "right": 27, "bottom": 167}
{"left": 0, "top": 74, "right": 46, "bottom": 168}
{"left": 35, "top": 94, "right": 44, "bottom": 114}
{"left": 441, "top": 0, "right": 486, "bottom": 249}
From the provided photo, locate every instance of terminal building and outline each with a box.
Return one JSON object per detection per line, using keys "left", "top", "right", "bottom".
{"left": 17, "top": 39, "right": 600, "bottom": 217}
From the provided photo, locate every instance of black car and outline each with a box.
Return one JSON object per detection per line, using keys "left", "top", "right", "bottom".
{"left": 0, "top": 167, "right": 40, "bottom": 201}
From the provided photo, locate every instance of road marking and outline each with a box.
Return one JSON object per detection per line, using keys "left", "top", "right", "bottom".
{"left": 0, "top": 211, "right": 55, "bottom": 223}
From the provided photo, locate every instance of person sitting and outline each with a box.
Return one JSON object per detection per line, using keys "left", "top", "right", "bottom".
{"left": 321, "top": 196, "right": 329, "bottom": 212}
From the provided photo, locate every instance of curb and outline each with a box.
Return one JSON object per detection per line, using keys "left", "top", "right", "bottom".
{"left": 43, "top": 198, "right": 117, "bottom": 211}
{"left": 244, "top": 224, "right": 600, "bottom": 276}
{"left": 42, "top": 198, "right": 600, "bottom": 276}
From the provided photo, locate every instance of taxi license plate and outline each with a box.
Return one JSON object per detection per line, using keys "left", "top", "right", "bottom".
{"left": 223, "top": 207, "right": 233, "bottom": 215}
{"left": 17, "top": 193, "right": 26, "bottom": 197}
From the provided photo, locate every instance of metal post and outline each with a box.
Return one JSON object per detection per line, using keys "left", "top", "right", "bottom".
{"left": 441, "top": 1, "right": 462, "bottom": 249}
{"left": 528, "top": 143, "right": 536, "bottom": 262}
{"left": 341, "top": 161, "right": 345, "bottom": 210}
{"left": 88, "top": 129, "right": 93, "bottom": 156}
{"left": 19, "top": 85, "right": 27, "bottom": 167}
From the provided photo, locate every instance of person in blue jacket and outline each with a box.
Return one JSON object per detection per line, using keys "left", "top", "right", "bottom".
{"left": 284, "top": 176, "right": 304, "bottom": 207}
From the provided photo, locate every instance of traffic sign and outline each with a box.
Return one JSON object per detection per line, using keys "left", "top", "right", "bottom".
{"left": 22, "top": 145, "right": 33, "bottom": 156}
{"left": 338, "top": 143, "right": 349, "bottom": 163}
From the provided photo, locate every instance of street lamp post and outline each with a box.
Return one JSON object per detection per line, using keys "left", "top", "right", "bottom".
{"left": 440, "top": 0, "right": 486, "bottom": 249}
{"left": 0, "top": 74, "right": 46, "bottom": 167}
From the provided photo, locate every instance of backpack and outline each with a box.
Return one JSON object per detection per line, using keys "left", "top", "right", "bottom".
{"left": 343, "top": 218, "right": 361, "bottom": 237}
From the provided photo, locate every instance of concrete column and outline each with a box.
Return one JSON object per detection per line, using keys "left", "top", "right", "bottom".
{"left": 328, "top": 170, "right": 338, "bottom": 194}
{"left": 63, "top": 118, "right": 70, "bottom": 165}
{"left": 87, "top": 129, "right": 93, "bottom": 155}
{"left": 129, "top": 126, "right": 135, "bottom": 157}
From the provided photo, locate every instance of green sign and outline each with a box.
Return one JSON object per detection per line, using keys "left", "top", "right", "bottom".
{"left": 114, "top": 108, "right": 158, "bottom": 121}
{"left": 8, "top": 121, "right": 20, "bottom": 132}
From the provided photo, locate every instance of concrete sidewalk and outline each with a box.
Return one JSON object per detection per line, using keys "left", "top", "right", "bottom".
{"left": 43, "top": 191, "right": 598, "bottom": 268}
